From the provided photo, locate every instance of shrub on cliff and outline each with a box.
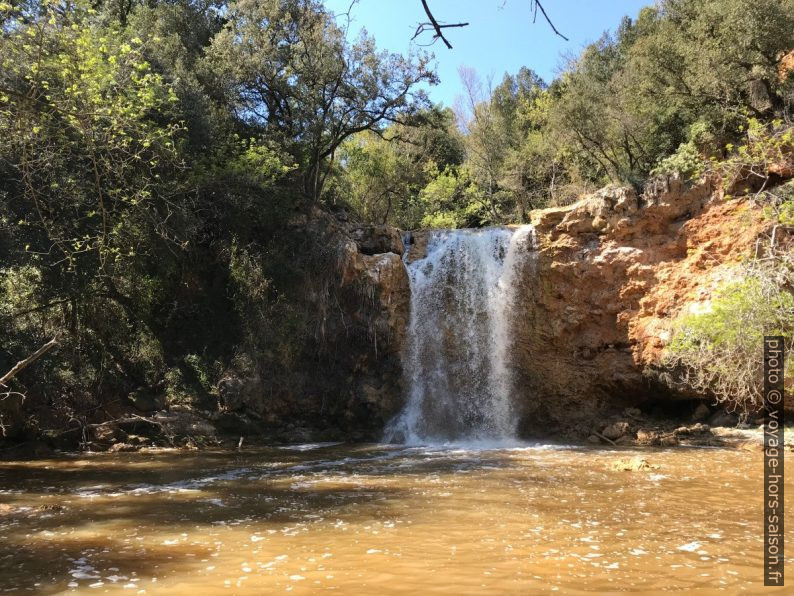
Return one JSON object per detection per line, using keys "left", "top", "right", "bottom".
{"left": 665, "top": 265, "right": 794, "bottom": 415}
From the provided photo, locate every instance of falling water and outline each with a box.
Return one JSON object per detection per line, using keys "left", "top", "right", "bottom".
{"left": 385, "top": 225, "right": 535, "bottom": 444}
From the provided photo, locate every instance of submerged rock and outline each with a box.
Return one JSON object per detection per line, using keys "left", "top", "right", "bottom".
{"left": 610, "top": 456, "right": 659, "bottom": 472}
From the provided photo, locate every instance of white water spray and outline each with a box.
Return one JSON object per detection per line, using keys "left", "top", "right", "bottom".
{"left": 385, "top": 225, "right": 535, "bottom": 444}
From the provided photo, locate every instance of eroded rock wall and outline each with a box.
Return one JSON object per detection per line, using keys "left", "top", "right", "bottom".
{"left": 215, "top": 217, "right": 410, "bottom": 441}
{"left": 514, "top": 176, "right": 772, "bottom": 437}
{"left": 194, "top": 177, "right": 783, "bottom": 443}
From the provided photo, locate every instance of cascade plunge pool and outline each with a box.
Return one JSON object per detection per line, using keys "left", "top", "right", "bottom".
{"left": 0, "top": 443, "right": 789, "bottom": 594}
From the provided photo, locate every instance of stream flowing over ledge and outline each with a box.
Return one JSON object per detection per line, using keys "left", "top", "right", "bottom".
{"left": 3, "top": 175, "right": 789, "bottom": 453}
{"left": 207, "top": 174, "right": 788, "bottom": 446}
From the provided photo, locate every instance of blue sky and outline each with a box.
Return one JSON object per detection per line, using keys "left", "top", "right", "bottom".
{"left": 324, "top": 0, "right": 651, "bottom": 107}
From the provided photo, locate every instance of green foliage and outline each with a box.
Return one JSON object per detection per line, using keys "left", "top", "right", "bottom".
{"left": 418, "top": 166, "right": 469, "bottom": 229}
{"left": 666, "top": 267, "right": 794, "bottom": 414}
{"left": 0, "top": 0, "right": 433, "bottom": 436}
{"left": 228, "top": 138, "right": 297, "bottom": 188}
{"left": 338, "top": 130, "right": 418, "bottom": 226}
{"left": 774, "top": 188, "right": 794, "bottom": 227}
{"left": 652, "top": 141, "right": 705, "bottom": 179}
{"left": 2, "top": 0, "right": 794, "bottom": 438}
{"left": 337, "top": 107, "right": 463, "bottom": 228}
{"left": 710, "top": 118, "right": 794, "bottom": 197}
{"left": 206, "top": 0, "right": 435, "bottom": 201}
{"left": 339, "top": 0, "right": 794, "bottom": 226}
{"left": 0, "top": 0, "right": 182, "bottom": 275}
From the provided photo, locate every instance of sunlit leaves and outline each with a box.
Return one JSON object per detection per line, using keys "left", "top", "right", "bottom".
{"left": 0, "top": 0, "right": 182, "bottom": 275}
{"left": 206, "top": 0, "right": 435, "bottom": 200}
{"left": 666, "top": 268, "right": 794, "bottom": 413}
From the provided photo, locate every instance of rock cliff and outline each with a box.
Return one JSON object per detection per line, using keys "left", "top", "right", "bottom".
{"left": 514, "top": 176, "right": 775, "bottom": 436}
{"left": 213, "top": 217, "right": 410, "bottom": 441}
{"left": 322, "top": 175, "right": 785, "bottom": 441}
{"left": 186, "top": 176, "right": 788, "bottom": 443}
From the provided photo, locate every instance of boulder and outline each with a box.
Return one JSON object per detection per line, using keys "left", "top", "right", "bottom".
{"left": 708, "top": 410, "right": 739, "bottom": 428}
{"left": 218, "top": 373, "right": 263, "bottom": 413}
{"left": 602, "top": 421, "right": 631, "bottom": 440}
{"left": 108, "top": 442, "right": 138, "bottom": 453}
{"left": 92, "top": 421, "right": 127, "bottom": 444}
{"left": 691, "top": 403, "right": 710, "bottom": 421}
{"left": 153, "top": 410, "right": 217, "bottom": 437}
{"left": 128, "top": 389, "right": 165, "bottom": 413}
{"left": 636, "top": 429, "right": 656, "bottom": 445}
{"left": 115, "top": 417, "right": 162, "bottom": 437}
{"left": 675, "top": 423, "right": 710, "bottom": 435}
{"left": 212, "top": 412, "right": 263, "bottom": 436}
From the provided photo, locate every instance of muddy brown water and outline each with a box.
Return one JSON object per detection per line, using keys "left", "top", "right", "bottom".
{"left": 0, "top": 443, "right": 790, "bottom": 594}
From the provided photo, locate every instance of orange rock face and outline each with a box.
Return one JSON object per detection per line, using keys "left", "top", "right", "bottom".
{"left": 778, "top": 49, "right": 794, "bottom": 82}
{"left": 515, "top": 176, "right": 773, "bottom": 435}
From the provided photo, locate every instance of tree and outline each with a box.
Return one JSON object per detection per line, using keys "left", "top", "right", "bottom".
{"left": 207, "top": 0, "right": 436, "bottom": 202}
{"left": 0, "top": 0, "right": 183, "bottom": 281}
{"left": 338, "top": 106, "right": 463, "bottom": 227}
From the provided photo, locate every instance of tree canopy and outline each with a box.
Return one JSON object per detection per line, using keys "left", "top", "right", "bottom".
{"left": 1, "top": 0, "right": 792, "bottom": 433}
{"left": 341, "top": 0, "right": 794, "bottom": 228}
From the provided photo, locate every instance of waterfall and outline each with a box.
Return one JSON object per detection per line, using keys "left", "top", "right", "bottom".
{"left": 385, "top": 225, "right": 535, "bottom": 445}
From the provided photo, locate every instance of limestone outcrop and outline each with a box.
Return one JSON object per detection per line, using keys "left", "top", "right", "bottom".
{"left": 514, "top": 176, "right": 775, "bottom": 436}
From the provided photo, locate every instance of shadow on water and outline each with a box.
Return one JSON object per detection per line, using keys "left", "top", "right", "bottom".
{"left": 0, "top": 443, "right": 782, "bottom": 594}
{"left": 0, "top": 443, "right": 535, "bottom": 592}
{"left": 0, "top": 537, "right": 207, "bottom": 594}
{"left": 0, "top": 446, "right": 435, "bottom": 592}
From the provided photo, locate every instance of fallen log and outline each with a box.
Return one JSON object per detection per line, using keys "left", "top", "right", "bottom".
{"left": 0, "top": 334, "right": 60, "bottom": 388}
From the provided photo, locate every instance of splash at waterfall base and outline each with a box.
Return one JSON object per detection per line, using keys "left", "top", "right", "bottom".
{"left": 379, "top": 176, "right": 777, "bottom": 446}
{"left": 5, "top": 176, "right": 778, "bottom": 454}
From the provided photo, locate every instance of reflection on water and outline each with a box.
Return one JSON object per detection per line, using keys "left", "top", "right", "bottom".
{"left": 0, "top": 443, "right": 790, "bottom": 594}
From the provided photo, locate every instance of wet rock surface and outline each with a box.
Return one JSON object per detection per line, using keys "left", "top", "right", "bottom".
{"left": 2, "top": 175, "right": 785, "bottom": 453}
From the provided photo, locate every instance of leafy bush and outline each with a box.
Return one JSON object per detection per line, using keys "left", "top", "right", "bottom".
{"left": 652, "top": 140, "right": 705, "bottom": 179}
{"left": 713, "top": 118, "right": 794, "bottom": 198}
{"left": 665, "top": 266, "right": 794, "bottom": 415}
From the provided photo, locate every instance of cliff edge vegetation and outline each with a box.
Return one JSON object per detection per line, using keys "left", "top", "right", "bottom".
{"left": 1, "top": 0, "right": 793, "bottom": 448}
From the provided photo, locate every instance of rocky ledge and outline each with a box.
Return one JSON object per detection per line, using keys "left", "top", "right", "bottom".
{"left": 513, "top": 175, "right": 785, "bottom": 438}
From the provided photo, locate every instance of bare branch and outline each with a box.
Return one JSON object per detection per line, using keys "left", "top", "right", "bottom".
{"left": 415, "top": 0, "right": 468, "bottom": 49}
{"left": 414, "top": 1, "right": 567, "bottom": 49}
{"left": 531, "top": 0, "right": 569, "bottom": 41}
{"left": 0, "top": 333, "right": 61, "bottom": 388}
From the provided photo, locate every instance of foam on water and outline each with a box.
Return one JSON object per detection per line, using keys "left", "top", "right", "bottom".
{"left": 277, "top": 442, "right": 345, "bottom": 451}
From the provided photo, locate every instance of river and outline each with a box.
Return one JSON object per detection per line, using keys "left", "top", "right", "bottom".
{"left": 0, "top": 442, "right": 788, "bottom": 594}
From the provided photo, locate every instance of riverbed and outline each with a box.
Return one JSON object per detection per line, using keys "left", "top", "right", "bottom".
{"left": 0, "top": 443, "right": 789, "bottom": 594}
